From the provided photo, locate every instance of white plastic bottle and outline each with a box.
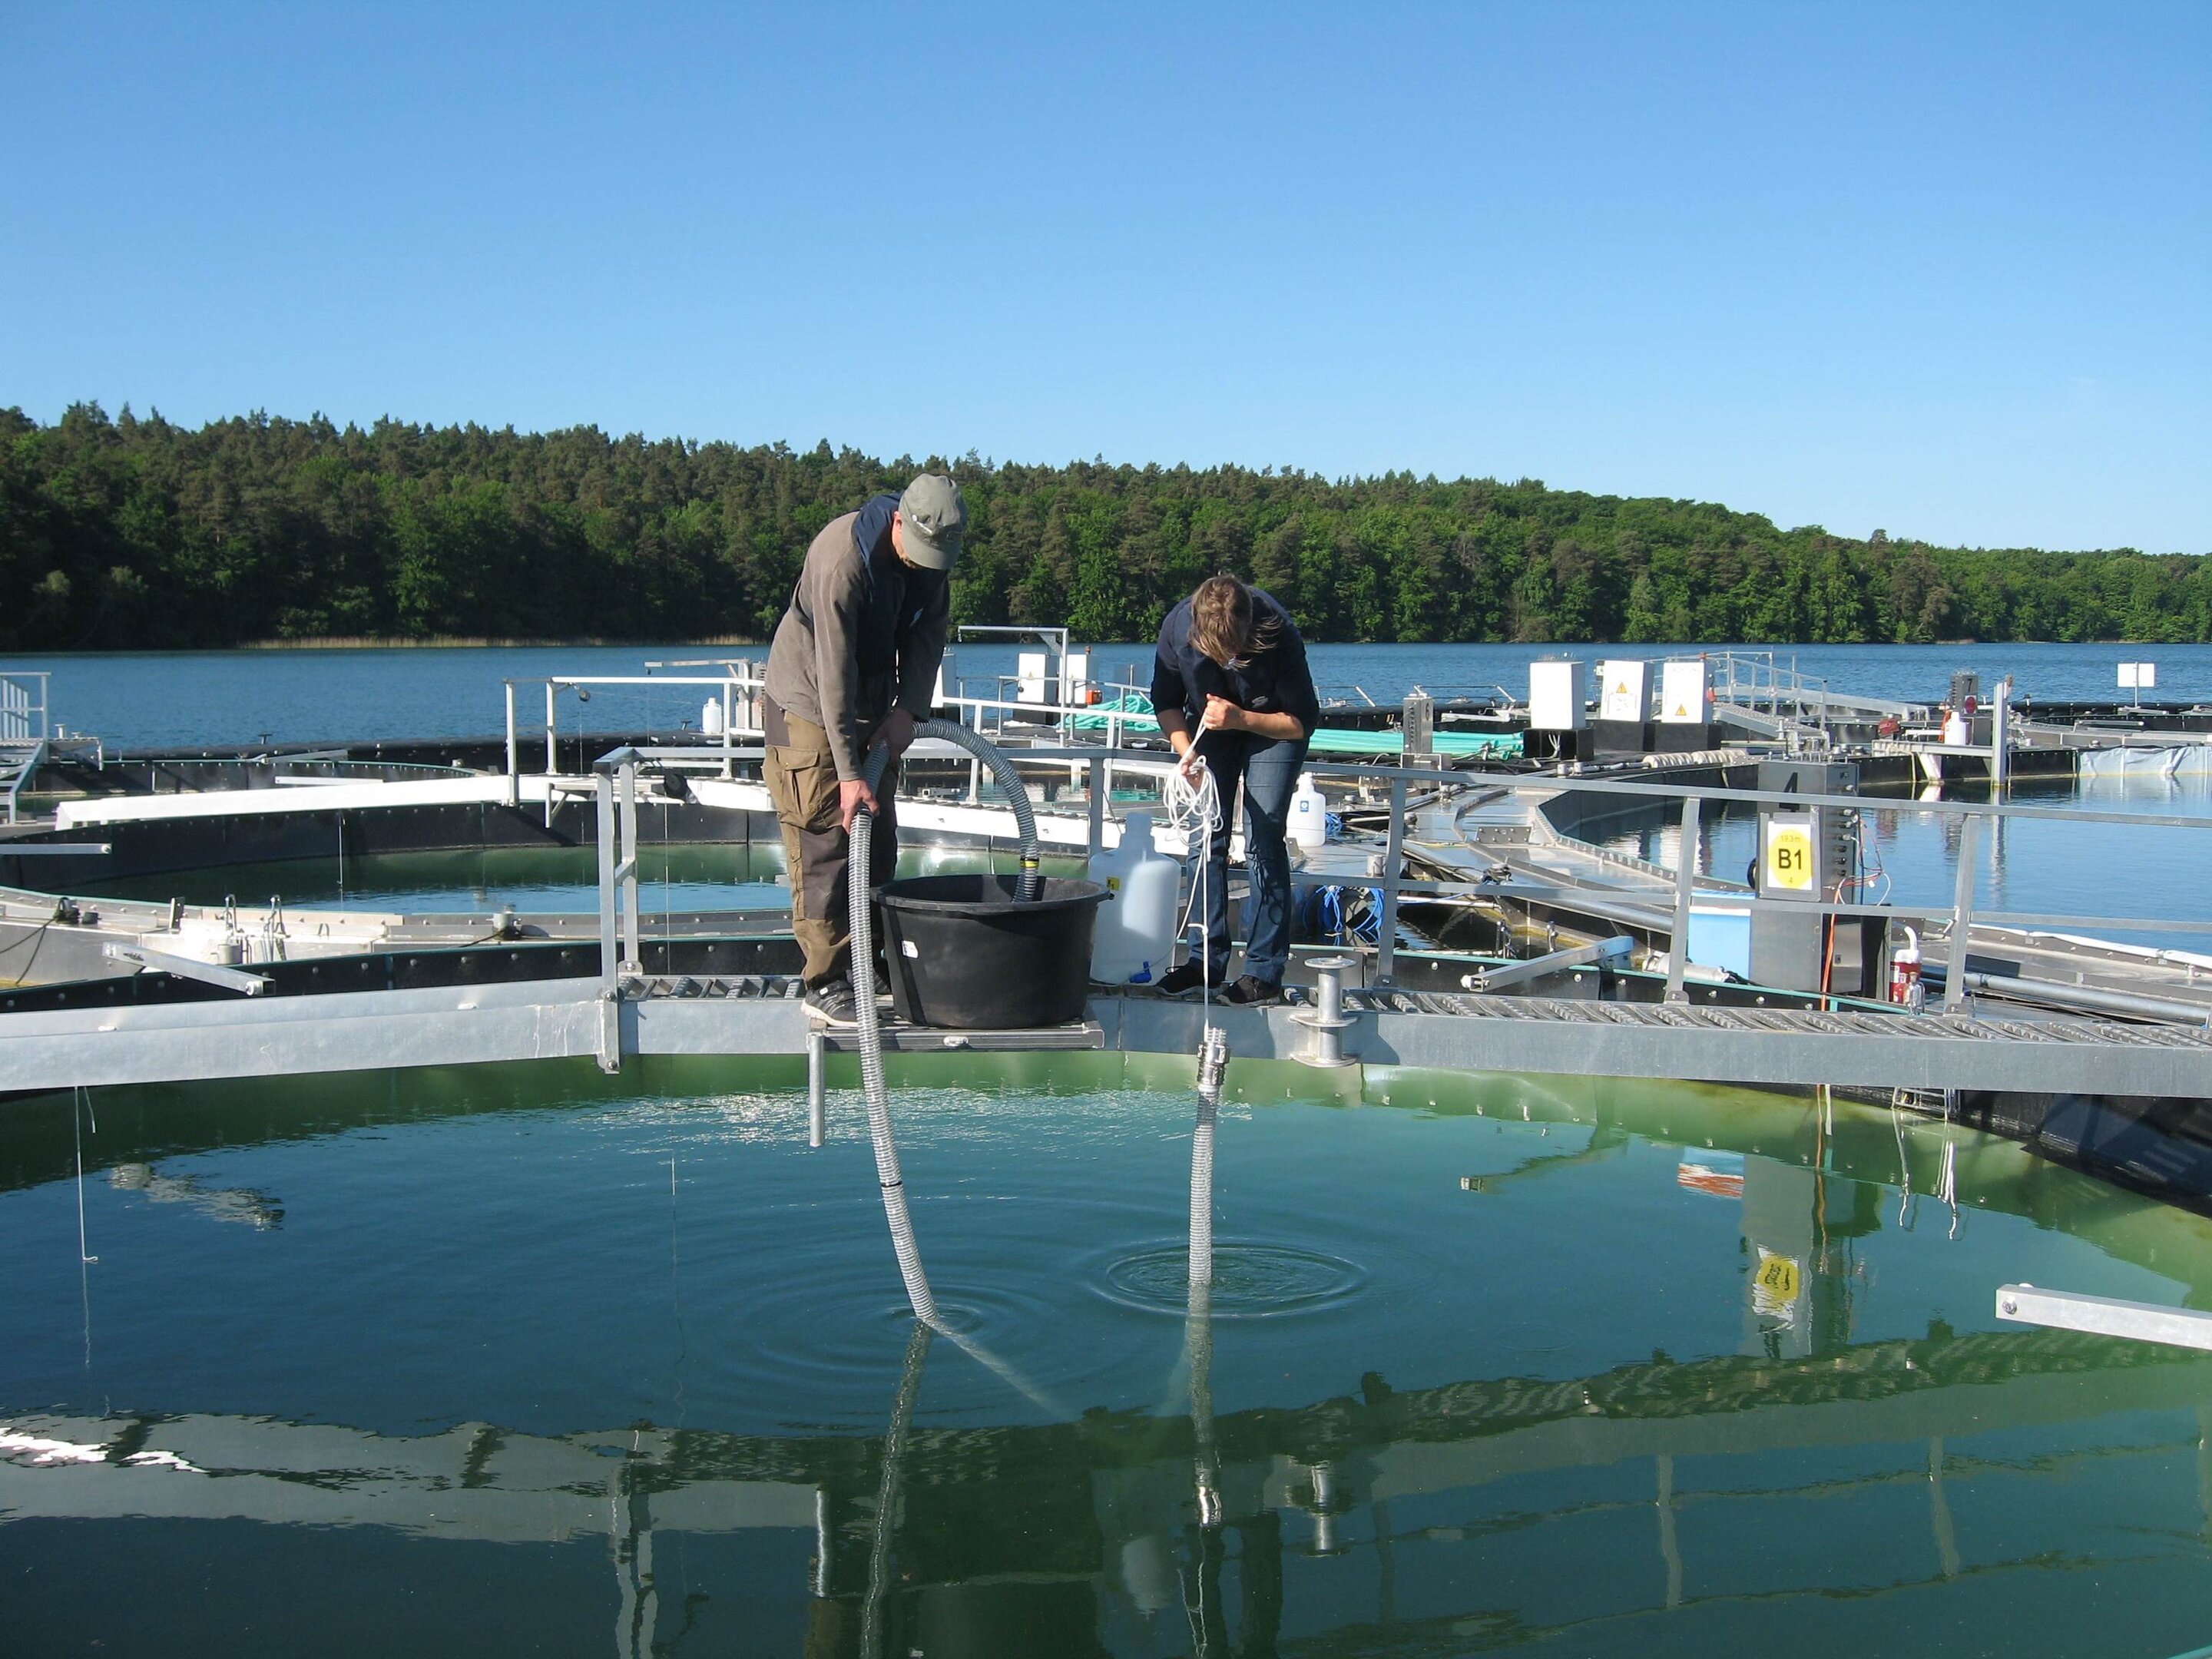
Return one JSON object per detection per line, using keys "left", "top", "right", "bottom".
{"left": 1287, "top": 774, "right": 1328, "bottom": 850}
{"left": 1089, "top": 813, "right": 1181, "bottom": 984}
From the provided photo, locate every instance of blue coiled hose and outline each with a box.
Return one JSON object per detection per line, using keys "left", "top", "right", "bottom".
{"left": 1311, "top": 883, "right": 1384, "bottom": 945}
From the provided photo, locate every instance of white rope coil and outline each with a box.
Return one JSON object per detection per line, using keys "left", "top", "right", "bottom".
{"left": 1163, "top": 752, "right": 1222, "bottom": 836}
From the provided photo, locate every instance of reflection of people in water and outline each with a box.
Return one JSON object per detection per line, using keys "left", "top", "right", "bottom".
{"left": 110, "top": 1163, "right": 283, "bottom": 1230}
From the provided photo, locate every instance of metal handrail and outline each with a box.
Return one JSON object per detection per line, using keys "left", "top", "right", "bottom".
{"left": 0, "top": 671, "right": 51, "bottom": 744}
{"left": 1, "top": 674, "right": 51, "bottom": 825}
{"left": 580, "top": 734, "right": 2212, "bottom": 1005}
{"left": 506, "top": 670, "right": 765, "bottom": 808}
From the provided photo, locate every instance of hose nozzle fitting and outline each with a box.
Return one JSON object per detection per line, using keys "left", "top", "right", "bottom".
{"left": 1196, "top": 1023, "right": 1230, "bottom": 1104}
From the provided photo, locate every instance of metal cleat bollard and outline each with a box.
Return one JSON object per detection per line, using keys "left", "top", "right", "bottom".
{"left": 1292, "top": 955, "right": 1359, "bottom": 1068}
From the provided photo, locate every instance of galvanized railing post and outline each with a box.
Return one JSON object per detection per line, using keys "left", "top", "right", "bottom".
{"left": 619, "top": 757, "right": 641, "bottom": 975}
{"left": 595, "top": 767, "right": 623, "bottom": 1073}
{"left": 1667, "top": 796, "right": 1700, "bottom": 1004}
{"left": 1087, "top": 755, "right": 1105, "bottom": 859}
{"left": 1376, "top": 774, "right": 1408, "bottom": 983}
{"left": 504, "top": 683, "right": 519, "bottom": 806}
{"left": 597, "top": 770, "right": 619, "bottom": 993}
{"left": 1945, "top": 813, "right": 1983, "bottom": 1015}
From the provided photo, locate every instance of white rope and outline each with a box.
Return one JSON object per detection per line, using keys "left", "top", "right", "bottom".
{"left": 72, "top": 1086, "right": 96, "bottom": 1376}
{"left": 1889, "top": 1090, "right": 1917, "bottom": 1230}
{"left": 72, "top": 1087, "right": 97, "bottom": 1267}
{"left": 1163, "top": 704, "right": 1228, "bottom": 1007}
{"left": 1163, "top": 751, "right": 1222, "bottom": 838}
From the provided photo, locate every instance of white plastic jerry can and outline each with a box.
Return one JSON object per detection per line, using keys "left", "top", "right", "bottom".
{"left": 1089, "top": 813, "right": 1181, "bottom": 984}
{"left": 1287, "top": 774, "right": 1328, "bottom": 850}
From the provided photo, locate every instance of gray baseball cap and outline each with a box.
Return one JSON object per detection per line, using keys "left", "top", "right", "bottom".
{"left": 897, "top": 474, "right": 967, "bottom": 571}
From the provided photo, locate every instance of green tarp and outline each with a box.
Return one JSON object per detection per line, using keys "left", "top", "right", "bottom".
{"left": 1063, "top": 695, "right": 1522, "bottom": 760}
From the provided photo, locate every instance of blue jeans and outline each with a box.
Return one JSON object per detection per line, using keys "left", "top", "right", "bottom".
{"left": 1192, "top": 730, "right": 1308, "bottom": 985}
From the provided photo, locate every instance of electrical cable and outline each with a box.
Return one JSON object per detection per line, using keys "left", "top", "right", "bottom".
{"left": 0, "top": 918, "right": 53, "bottom": 981}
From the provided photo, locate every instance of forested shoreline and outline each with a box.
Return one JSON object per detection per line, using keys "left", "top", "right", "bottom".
{"left": 5, "top": 403, "right": 2207, "bottom": 651}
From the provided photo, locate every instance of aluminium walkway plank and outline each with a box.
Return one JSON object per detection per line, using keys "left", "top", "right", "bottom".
{"left": 5, "top": 972, "right": 2208, "bottom": 1098}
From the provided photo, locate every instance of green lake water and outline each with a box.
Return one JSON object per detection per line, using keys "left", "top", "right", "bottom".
{"left": 5, "top": 1059, "right": 2212, "bottom": 1657}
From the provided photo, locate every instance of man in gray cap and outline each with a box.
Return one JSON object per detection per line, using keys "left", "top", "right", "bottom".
{"left": 763, "top": 473, "right": 967, "bottom": 1024}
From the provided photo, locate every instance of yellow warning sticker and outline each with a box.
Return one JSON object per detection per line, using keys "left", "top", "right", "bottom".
{"left": 1766, "top": 826, "right": 1814, "bottom": 890}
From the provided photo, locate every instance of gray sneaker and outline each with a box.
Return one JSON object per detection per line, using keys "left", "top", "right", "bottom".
{"left": 806, "top": 977, "right": 859, "bottom": 1026}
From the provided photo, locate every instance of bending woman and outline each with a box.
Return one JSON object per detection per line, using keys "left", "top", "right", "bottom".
{"left": 1150, "top": 575, "right": 1320, "bottom": 1005}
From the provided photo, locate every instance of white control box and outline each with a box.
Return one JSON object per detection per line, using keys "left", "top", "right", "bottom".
{"left": 1598, "top": 659, "right": 1652, "bottom": 723}
{"left": 1658, "top": 658, "right": 1711, "bottom": 724}
{"left": 1528, "top": 660, "right": 1588, "bottom": 730}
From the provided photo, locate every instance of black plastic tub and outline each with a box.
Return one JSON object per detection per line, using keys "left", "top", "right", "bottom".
{"left": 873, "top": 874, "right": 1108, "bottom": 1029}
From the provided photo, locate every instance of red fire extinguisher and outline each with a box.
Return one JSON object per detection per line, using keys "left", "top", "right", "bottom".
{"left": 1889, "top": 926, "right": 1924, "bottom": 1011}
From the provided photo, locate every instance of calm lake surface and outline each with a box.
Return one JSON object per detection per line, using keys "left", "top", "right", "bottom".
{"left": 9, "top": 640, "right": 2212, "bottom": 751}
{"left": 6, "top": 1060, "right": 2212, "bottom": 1656}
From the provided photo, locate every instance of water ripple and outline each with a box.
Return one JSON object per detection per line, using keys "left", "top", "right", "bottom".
{"left": 1090, "top": 1238, "right": 1369, "bottom": 1320}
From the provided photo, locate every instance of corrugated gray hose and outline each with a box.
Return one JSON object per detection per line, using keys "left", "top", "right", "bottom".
{"left": 1187, "top": 1021, "right": 1227, "bottom": 1292}
{"left": 1184, "top": 1082, "right": 1222, "bottom": 1524}
{"left": 905, "top": 717, "right": 1043, "bottom": 899}
{"left": 848, "top": 720, "right": 1044, "bottom": 1326}
{"left": 1187, "top": 1093, "right": 1216, "bottom": 1290}
{"left": 862, "top": 1318, "right": 933, "bottom": 1659}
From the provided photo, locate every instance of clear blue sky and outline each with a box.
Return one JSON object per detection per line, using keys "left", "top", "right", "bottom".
{"left": 5, "top": 2, "right": 2206, "bottom": 553}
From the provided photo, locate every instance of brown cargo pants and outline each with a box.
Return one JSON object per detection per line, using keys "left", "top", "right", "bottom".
{"left": 763, "top": 706, "right": 899, "bottom": 988}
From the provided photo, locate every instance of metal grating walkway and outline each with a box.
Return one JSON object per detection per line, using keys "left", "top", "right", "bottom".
{"left": 1212, "top": 983, "right": 2212, "bottom": 1098}
{"left": 5, "top": 960, "right": 2208, "bottom": 1097}
{"left": 1331, "top": 986, "right": 2212, "bottom": 1052}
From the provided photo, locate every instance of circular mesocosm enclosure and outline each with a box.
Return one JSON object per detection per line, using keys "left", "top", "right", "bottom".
{"left": 8, "top": 1058, "right": 2212, "bottom": 1657}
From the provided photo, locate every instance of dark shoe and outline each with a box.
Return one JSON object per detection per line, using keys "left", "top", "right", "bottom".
{"left": 1155, "top": 960, "right": 1217, "bottom": 998}
{"left": 1224, "top": 975, "right": 1283, "bottom": 1007}
{"left": 806, "top": 977, "right": 859, "bottom": 1026}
